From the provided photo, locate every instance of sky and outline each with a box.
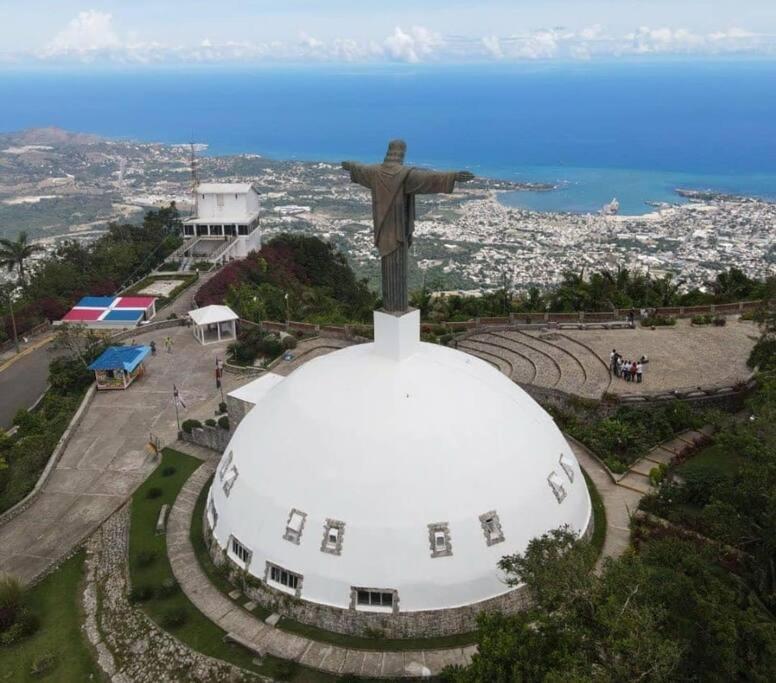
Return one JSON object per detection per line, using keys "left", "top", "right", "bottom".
{"left": 2, "top": 1, "right": 776, "bottom": 67}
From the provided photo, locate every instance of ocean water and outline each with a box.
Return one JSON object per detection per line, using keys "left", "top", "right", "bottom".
{"left": 1, "top": 61, "right": 776, "bottom": 215}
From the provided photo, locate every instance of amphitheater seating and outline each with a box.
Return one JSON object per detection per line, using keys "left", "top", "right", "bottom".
{"left": 459, "top": 329, "right": 612, "bottom": 399}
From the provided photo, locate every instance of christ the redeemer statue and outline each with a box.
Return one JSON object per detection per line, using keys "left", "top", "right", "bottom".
{"left": 342, "top": 140, "right": 473, "bottom": 313}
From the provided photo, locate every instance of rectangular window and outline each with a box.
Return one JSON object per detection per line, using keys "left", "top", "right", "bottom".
{"left": 321, "top": 519, "right": 345, "bottom": 555}
{"left": 267, "top": 563, "right": 302, "bottom": 594}
{"left": 230, "top": 537, "right": 250, "bottom": 564}
{"left": 224, "top": 224, "right": 236, "bottom": 236}
{"left": 428, "top": 522, "right": 452, "bottom": 558}
{"left": 237, "top": 224, "right": 249, "bottom": 235}
{"left": 210, "top": 224, "right": 223, "bottom": 236}
{"left": 184, "top": 225, "right": 194, "bottom": 236}
{"left": 356, "top": 589, "right": 395, "bottom": 609}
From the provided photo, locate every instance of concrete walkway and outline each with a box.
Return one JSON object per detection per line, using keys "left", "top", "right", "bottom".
{"left": 168, "top": 441, "right": 645, "bottom": 678}
{"left": 569, "top": 440, "right": 643, "bottom": 565}
{"left": 0, "top": 325, "right": 247, "bottom": 583}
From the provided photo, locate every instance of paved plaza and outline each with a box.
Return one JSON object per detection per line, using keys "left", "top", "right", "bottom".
{"left": 459, "top": 318, "right": 758, "bottom": 399}
{"left": 0, "top": 324, "right": 247, "bottom": 583}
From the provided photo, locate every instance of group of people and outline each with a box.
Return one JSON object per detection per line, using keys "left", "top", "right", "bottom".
{"left": 609, "top": 349, "right": 647, "bottom": 383}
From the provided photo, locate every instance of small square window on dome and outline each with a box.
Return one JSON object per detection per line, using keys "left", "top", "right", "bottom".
{"left": 283, "top": 508, "right": 307, "bottom": 544}
{"left": 207, "top": 493, "right": 218, "bottom": 530}
{"left": 218, "top": 450, "right": 233, "bottom": 481}
{"left": 427, "top": 522, "right": 452, "bottom": 558}
{"left": 559, "top": 452, "right": 575, "bottom": 482}
{"left": 320, "top": 519, "right": 345, "bottom": 555}
{"left": 222, "top": 465, "right": 238, "bottom": 497}
{"left": 479, "top": 511, "right": 505, "bottom": 546}
{"left": 547, "top": 471, "right": 567, "bottom": 503}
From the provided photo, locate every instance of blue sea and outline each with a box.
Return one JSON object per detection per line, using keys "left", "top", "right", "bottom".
{"left": 1, "top": 61, "right": 776, "bottom": 215}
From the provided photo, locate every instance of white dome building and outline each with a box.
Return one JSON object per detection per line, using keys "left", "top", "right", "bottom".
{"left": 205, "top": 311, "right": 592, "bottom": 637}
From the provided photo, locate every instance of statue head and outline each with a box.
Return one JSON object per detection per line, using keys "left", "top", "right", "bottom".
{"left": 384, "top": 139, "right": 407, "bottom": 165}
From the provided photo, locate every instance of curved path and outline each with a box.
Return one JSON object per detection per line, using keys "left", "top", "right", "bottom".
{"left": 168, "top": 437, "right": 644, "bottom": 677}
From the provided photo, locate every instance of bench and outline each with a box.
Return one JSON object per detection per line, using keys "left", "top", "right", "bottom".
{"left": 223, "top": 632, "right": 266, "bottom": 659}
{"left": 155, "top": 504, "right": 169, "bottom": 535}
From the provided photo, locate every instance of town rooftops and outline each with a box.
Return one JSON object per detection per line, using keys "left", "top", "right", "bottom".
{"left": 88, "top": 345, "right": 151, "bottom": 373}
{"left": 196, "top": 183, "right": 257, "bottom": 194}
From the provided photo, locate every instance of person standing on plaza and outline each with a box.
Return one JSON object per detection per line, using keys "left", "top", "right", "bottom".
{"left": 636, "top": 361, "right": 643, "bottom": 383}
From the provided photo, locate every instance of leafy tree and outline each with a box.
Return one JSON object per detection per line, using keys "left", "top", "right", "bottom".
{"left": 446, "top": 529, "right": 776, "bottom": 683}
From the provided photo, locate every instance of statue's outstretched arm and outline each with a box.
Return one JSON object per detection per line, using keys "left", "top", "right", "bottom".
{"left": 341, "top": 161, "right": 372, "bottom": 189}
{"left": 406, "top": 168, "right": 473, "bottom": 194}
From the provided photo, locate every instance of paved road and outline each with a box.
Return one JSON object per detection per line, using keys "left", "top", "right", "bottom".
{"left": 0, "top": 340, "right": 61, "bottom": 430}
{"left": 0, "top": 325, "right": 247, "bottom": 583}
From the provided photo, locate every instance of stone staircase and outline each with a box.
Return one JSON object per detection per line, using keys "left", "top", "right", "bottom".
{"left": 616, "top": 426, "right": 714, "bottom": 495}
{"left": 457, "top": 328, "right": 612, "bottom": 400}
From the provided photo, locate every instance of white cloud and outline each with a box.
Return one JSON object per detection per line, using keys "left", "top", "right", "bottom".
{"left": 42, "top": 10, "right": 121, "bottom": 56}
{"left": 27, "top": 11, "right": 776, "bottom": 66}
{"left": 383, "top": 26, "right": 442, "bottom": 63}
{"left": 482, "top": 36, "right": 503, "bottom": 59}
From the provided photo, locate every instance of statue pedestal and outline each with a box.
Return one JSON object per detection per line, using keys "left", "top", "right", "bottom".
{"left": 373, "top": 308, "right": 420, "bottom": 362}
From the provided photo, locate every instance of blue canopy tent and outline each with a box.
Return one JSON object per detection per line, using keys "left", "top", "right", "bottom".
{"left": 88, "top": 345, "right": 152, "bottom": 390}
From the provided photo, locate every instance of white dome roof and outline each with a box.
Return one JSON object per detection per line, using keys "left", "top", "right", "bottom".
{"left": 210, "top": 315, "right": 591, "bottom": 613}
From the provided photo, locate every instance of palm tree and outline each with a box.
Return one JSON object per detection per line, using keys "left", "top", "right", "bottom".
{"left": 0, "top": 231, "right": 43, "bottom": 284}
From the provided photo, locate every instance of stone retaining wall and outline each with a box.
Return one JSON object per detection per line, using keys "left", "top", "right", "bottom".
{"left": 109, "top": 317, "right": 186, "bottom": 342}
{"left": 181, "top": 424, "right": 231, "bottom": 452}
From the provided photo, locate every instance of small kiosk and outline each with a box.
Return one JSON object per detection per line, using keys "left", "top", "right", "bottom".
{"left": 188, "top": 305, "right": 238, "bottom": 345}
{"left": 88, "top": 345, "right": 152, "bottom": 390}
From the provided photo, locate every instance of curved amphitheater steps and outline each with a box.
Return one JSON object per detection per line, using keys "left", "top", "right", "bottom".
{"left": 460, "top": 329, "right": 611, "bottom": 399}
{"left": 457, "top": 338, "right": 535, "bottom": 384}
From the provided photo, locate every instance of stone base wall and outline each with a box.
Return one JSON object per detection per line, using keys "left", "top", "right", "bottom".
{"left": 203, "top": 510, "right": 595, "bottom": 639}
{"left": 181, "top": 424, "right": 231, "bottom": 453}
{"left": 226, "top": 395, "right": 253, "bottom": 431}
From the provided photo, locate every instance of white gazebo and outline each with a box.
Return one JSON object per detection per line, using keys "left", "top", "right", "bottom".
{"left": 188, "top": 305, "right": 239, "bottom": 345}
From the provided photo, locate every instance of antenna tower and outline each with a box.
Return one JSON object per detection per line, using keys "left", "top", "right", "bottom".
{"left": 189, "top": 142, "right": 200, "bottom": 217}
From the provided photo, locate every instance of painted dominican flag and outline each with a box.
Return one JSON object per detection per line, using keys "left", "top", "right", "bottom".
{"left": 61, "top": 296, "right": 156, "bottom": 324}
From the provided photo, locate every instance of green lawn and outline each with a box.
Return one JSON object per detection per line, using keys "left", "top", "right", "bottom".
{"left": 582, "top": 467, "right": 607, "bottom": 560}
{"left": 129, "top": 448, "right": 333, "bottom": 682}
{"left": 121, "top": 273, "right": 198, "bottom": 307}
{"left": 0, "top": 551, "right": 100, "bottom": 682}
{"left": 676, "top": 443, "right": 743, "bottom": 479}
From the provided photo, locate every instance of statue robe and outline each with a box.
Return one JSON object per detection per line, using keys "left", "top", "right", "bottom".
{"left": 347, "top": 162, "right": 457, "bottom": 312}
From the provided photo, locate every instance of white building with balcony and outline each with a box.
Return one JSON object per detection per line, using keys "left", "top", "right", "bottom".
{"left": 180, "top": 183, "right": 261, "bottom": 266}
